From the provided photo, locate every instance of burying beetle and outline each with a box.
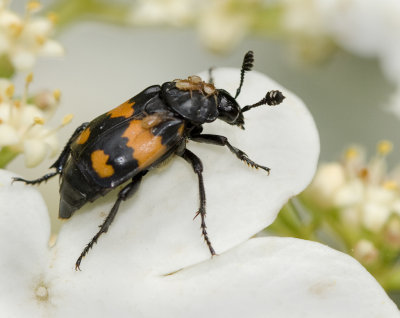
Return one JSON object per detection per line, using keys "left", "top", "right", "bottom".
{"left": 14, "top": 51, "right": 285, "bottom": 270}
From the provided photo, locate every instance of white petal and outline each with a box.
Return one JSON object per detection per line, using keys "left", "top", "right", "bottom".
{"left": 0, "top": 124, "right": 19, "bottom": 146}
{"left": 0, "top": 170, "right": 50, "bottom": 317}
{"left": 334, "top": 179, "right": 364, "bottom": 207}
{"left": 0, "top": 33, "right": 10, "bottom": 53}
{"left": 304, "top": 162, "right": 346, "bottom": 208}
{"left": 54, "top": 69, "right": 319, "bottom": 274}
{"left": 23, "top": 139, "right": 47, "bottom": 167}
{"left": 39, "top": 40, "right": 64, "bottom": 57}
{"left": 19, "top": 105, "right": 44, "bottom": 127}
{"left": 10, "top": 51, "right": 36, "bottom": 71}
{"left": 43, "top": 133, "right": 59, "bottom": 157}
{"left": 26, "top": 19, "right": 52, "bottom": 36}
{"left": 362, "top": 202, "right": 391, "bottom": 232}
{"left": 0, "top": 10, "right": 21, "bottom": 28}
{"left": 51, "top": 238, "right": 398, "bottom": 317}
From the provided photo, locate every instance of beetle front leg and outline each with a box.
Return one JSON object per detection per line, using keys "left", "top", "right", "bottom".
{"left": 13, "top": 122, "right": 89, "bottom": 185}
{"left": 189, "top": 134, "right": 270, "bottom": 174}
{"left": 179, "top": 148, "right": 216, "bottom": 257}
{"left": 75, "top": 171, "right": 146, "bottom": 270}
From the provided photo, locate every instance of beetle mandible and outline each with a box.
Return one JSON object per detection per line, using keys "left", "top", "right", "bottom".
{"left": 14, "top": 51, "right": 285, "bottom": 270}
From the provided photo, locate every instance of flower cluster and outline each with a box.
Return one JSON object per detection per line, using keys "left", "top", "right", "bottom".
{"left": 130, "top": 0, "right": 273, "bottom": 52}
{"left": 0, "top": 73, "right": 72, "bottom": 167}
{"left": 0, "top": 0, "right": 63, "bottom": 72}
{"left": 270, "top": 141, "right": 400, "bottom": 291}
{"left": 306, "top": 141, "right": 400, "bottom": 232}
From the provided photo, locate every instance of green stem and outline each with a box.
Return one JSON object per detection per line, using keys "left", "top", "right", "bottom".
{"left": 0, "top": 55, "right": 15, "bottom": 78}
{"left": 0, "top": 147, "right": 19, "bottom": 168}
{"left": 268, "top": 200, "right": 319, "bottom": 240}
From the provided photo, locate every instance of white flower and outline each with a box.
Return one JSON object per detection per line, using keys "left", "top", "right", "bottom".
{"left": 0, "top": 0, "right": 64, "bottom": 71}
{"left": 13, "top": 70, "right": 400, "bottom": 317}
{"left": 0, "top": 75, "right": 71, "bottom": 167}
{"left": 130, "top": 0, "right": 195, "bottom": 27}
{"left": 197, "top": 0, "right": 250, "bottom": 52}
{"left": 353, "top": 239, "right": 379, "bottom": 265}
{"left": 308, "top": 141, "right": 400, "bottom": 232}
{"left": 304, "top": 162, "right": 346, "bottom": 208}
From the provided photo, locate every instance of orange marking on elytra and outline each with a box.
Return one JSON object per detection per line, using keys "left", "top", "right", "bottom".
{"left": 141, "top": 114, "right": 163, "bottom": 129}
{"left": 76, "top": 127, "right": 91, "bottom": 145}
{"left": 91, "top": 150, "right": 114, "bottom": 178}
{"left": 122, "top": 119, "right": 166, "bottom": 168}
{"left": 107, "top": 100, "right": 135, "bottom": 118}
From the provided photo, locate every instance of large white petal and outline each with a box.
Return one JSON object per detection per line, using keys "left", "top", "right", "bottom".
{"left": 54, "top": 69, "right": 319, "bottom": 274}
{"left": 0, "top": 170, "right": 50, "bottom": 317}
{"left": 51, "top": 238, "right": 399, "bottom": 317}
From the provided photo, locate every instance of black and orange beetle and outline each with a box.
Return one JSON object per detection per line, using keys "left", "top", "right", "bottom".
{"left": 14, "top": 51, "right": 285, "bottom": 270}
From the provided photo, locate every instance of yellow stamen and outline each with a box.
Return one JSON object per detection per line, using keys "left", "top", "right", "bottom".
{"left": 34, "top": 117, "right": 45, "bottom": 125}
{"left": 14, "top": 100, "right": 21, "bottom": 108}
{"left": 0, "top": 96, "right": 3, "bottom": 103}
{"left": 36, "top": 35, "right": 45, "bottom": 45}
{"left": 377, "top": 140, "right": 393, "bottom": 156}
{"left": 5, "top": 84, "right": 14, "bottom": 98}
{"left": 53, "top": 89, "right": 61, "bottom": 102}
{"left": 26, "top": 72, "right": 34, "bottom": 84}
{"left": 383, "top": 180, "right": 398, "bottom": 191}
{"left": 62, "top": 114, "right": 74, "bottom": 126}
{"left": 0, "top": 118, "right": 3, "bottom": 124}
{"left": 26, "top": 1, "right": 41, "bottom": 12}
{"left": 345, "top": 147, "right": 359, "bottom": 160}
{"left": 47, "top": 12, "right": 58, "bottom": 24}
{"left": 23, "top": 73, "right": 33, "bottom": 105}
{"left": 9, "top": 23, "right": 23, "bottom": 37}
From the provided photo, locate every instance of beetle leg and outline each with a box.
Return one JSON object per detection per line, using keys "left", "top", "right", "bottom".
{"left": 75, "top": 172, "right": 145, "bottom": 271}
{"left": 13, "top": 122, "right": 89, "bottom": 185}
{"left": 179, "top": 148, "right": 216, "bottom": 257}
{"left": 189, "top": 134, "right": 270, "bottom": 174}
{"left": 50, "top": 122, "right": 89, "bottom": 172}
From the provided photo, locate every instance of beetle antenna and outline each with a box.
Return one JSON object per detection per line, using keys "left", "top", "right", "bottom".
{"left": 241, "top": 90, "right": 285, "bottom": 113}
{"left": 235, "top": 51, "right": 254, "bottom": 99}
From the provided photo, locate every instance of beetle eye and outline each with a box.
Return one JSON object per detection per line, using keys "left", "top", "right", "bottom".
{"left": 217, "top": 89, "right": 242, "bottom": 126}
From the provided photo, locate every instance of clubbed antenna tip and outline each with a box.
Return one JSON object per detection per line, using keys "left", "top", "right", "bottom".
{"left": 241, "top": 90, "right": 285, "bottom": 113}
{"left": 235, "top": 51, "right": 254, "bottom": 99}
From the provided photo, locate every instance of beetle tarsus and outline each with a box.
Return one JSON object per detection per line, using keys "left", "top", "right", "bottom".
{"left": 180, "top": 149, "right": 216, "bottom": 257}
{"left": 12, "top": 171, "right": 59, "bottom": 186}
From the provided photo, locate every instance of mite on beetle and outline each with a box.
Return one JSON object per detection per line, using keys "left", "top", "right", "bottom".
{"left": 14, "top": 51, "right": 285, "bottom": 270}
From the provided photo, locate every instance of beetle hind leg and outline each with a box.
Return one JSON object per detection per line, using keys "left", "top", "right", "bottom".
{"left": 75, "top": 172, "right": 145, "bottom": 270}
{"left": 180, "top": 149, "right": 216, "bottom": 256}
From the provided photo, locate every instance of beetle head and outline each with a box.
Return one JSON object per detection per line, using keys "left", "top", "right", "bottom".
{"left": 216, "top": 89, "right": 244, "bottom": 129}
{"left": 216, "top": 50, "right": 285, "bottom": 129}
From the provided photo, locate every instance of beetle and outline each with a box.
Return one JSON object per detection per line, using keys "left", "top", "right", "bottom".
{"left": 14, "top": 51, "right": 285, "bottom": 270}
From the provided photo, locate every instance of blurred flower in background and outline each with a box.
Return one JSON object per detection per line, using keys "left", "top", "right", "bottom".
{"left": 269, "top": 141, "right": 400, "bottom": 292}
{"left": 0, "top": 0, "right": 63, "bottom": 76}
{"left": 0, "top": 73, "right": 72, "bottom": 167}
